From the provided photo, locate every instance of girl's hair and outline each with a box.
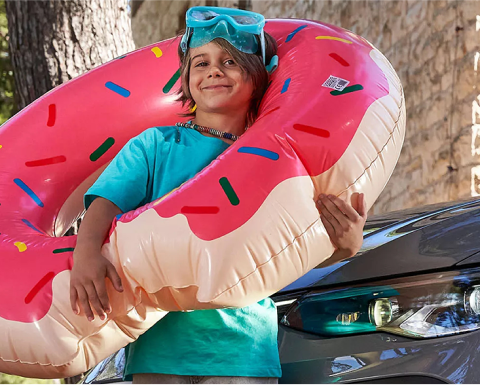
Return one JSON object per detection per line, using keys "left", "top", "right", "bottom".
{"left": 176, "top": 32, "right": 278, "bottom": 127}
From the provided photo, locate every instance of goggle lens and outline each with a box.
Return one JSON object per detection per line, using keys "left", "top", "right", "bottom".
{"left": 190, "top": 10, "right": 259, "bottom": 25}
{"left": 233, "top": 15, "right": 259, "bottom": 25}
{"left": 191, "top": 10, "right": 219, "bottom": 21}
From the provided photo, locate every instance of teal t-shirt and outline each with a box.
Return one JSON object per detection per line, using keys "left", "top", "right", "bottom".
{"left": 84, "top": 126, "right": 282, "bottom": 379}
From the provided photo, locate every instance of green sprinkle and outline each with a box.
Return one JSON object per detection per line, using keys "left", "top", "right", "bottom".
{"left": 330, "top": 84, "right": 364, "bottom": 96}
{"left": 90, "top": 137, "right": 115, "bottom": 162}
{"left": 53, "top": 247, "right": 75, "bottom": 254}
{"left": 219, "top": 177, "right": 239, "bottom": 206}
{"left": 163, "top": 68, "right": 181, "bottom": 94}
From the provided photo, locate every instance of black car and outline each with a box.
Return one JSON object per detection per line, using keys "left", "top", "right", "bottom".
{"left": 82, "top": 197, "right": 480, "bottom": 384}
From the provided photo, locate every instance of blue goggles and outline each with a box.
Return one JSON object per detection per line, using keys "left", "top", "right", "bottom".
{"left": 180, "top": 6, "right": 266, "bottom": 65}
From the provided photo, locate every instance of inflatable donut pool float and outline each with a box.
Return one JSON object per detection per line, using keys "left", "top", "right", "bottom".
{"left": 0, "top": 19, "right": 405, "bottom": 378}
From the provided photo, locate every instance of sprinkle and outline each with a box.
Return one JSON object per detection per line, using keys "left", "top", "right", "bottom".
{"left": 281, "top": 78, "right": 291, "bottom": 94}
{"left": 105, "top": 81, "right": 131, "bottom": 98}
{"left": 286, "top": 25, "right": 308, "bottom": 43}
{"left": 329, "top": 53, "right": 350, "bottom": 66}
{"left": 22, "top": 219, "right": 44, "bottom": 234}
{"left": 330, "top": 84, "right": 364, "bottom": 96}
{"left": 163, "top": 69, "right": 181, "bottom": 94}
{"left": 181, "top": 206, "right": 219, "bottom": 214}
{"left": 90, "top": 138, "right": 115, "bottom": 162}
{"left": 53, "top": 248, "right": 75, "bottom": 254}
{"left": 293, "top": 124, "right": 330, "bottom": 138}
{"left": 25, "top": 156, "right": 66, "bottom": 167}
{"left": 316, "top": 36, "right": 353, "bottom": 44}
{"left": 24, "top": 272, "right": 55, "bottom": 304}
{"left": 151, "top": 47, "right": 163, "bottom": 58}
{"left": 47, "top": 104, "right": 56, "bottom": 127}
{"left": 238, "top": 147, "right": 279, "bottom": 160}
{"left": 14, "top": 179, "right": 44, "bottom": 207}
{"left": 219, "top": 177, "right": 239, "bottom": 206}
{"left": 14, "top": 242, "right": 27, "bottom": 252}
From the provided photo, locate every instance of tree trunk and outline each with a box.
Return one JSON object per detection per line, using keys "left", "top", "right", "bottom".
{"left": 5, "top": 0, "right": 135, "bottom": 110}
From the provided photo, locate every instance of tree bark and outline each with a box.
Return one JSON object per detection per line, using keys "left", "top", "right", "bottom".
{"left": 5, "top": 0, "right": 135, "bottom": 110}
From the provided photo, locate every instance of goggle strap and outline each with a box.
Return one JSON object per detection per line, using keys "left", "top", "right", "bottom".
{"left": 181, "top": 27, "right": 192, "bottom": 53}
{"left": 260, "top": 30, "right": 266, "bottom": 65}
{"left": 266, "top": 55, "right": 279, "bottom": 74}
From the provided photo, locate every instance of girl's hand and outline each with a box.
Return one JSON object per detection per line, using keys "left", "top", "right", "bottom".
{"left": 70, "top": 247, "right": 123, "bottom": 321}
{"left": 316, "top": 192, "right": 367, "bottom": 258}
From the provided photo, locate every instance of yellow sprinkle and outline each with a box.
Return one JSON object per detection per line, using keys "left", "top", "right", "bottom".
{"left": 190, "top": 104, "right": 197, "bottom": 113}
{"left": 0, "top": 145, "right": 3, "bottom": 149}
{"left": 315, "top": 36, "right": 353, "bottom": 44}
{"left": 14, "top": 242, "right": 27, "bottom": 252}
{"left": 151, "top": 47, "right": 163, "bottom": 58}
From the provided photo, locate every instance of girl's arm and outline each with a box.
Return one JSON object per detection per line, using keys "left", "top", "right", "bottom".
{"left": 70, "top": 197, "right": 123, "bottom": 321}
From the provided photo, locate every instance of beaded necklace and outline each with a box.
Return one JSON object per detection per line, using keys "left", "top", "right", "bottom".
{"left": 175, "top": 121, "right": 241, "bottom": 142}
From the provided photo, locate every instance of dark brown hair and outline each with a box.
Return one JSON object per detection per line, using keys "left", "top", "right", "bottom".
{"left": 176, "top": 32, "right": 278, "bottom": 127}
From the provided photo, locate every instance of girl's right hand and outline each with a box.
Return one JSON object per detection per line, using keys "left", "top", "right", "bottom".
{"left": 70, "top": 248, "right": 123, "bottom": 321}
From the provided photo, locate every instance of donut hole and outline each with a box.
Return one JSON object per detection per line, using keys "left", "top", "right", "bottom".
{"left": 57, "top": 162, "right": 110, "bottom": 237}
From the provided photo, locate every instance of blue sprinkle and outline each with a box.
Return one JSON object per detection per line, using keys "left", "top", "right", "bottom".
{"left": 105, "top": 81, "right": 131, "bottom": 97}
{"left": 286, "top": 25, "right": 307, "bottom": 43}
{"left": 21, "top": 219, "right": 44, "bottom": 234}
{"left": 281, "top": 78, "right": 291, "bottom": 94}
{"left": 238, "top": 147, "right": 279, "bottom": 160}
{"left": 14, "top": 179, "right": 44, "bottom": 207}
{"left": 116, "top": 55, "right": 127, "bottom": 60}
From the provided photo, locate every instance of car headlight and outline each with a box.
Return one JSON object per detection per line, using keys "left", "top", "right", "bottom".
{"left": 281, "top": 267, "right": 480, "bottom": 339}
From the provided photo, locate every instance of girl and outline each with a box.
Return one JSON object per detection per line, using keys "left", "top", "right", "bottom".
{"left": 70, "top": 6, "right": 367, "bottom": 384}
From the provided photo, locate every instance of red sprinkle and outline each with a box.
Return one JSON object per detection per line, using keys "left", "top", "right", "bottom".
{"left": 25, "top": 156, "right": 67, "bottom": 167}
{"left": 25, "top": 272, "right": 55, "bottom": 304}
{"left": 329, "top": 53, "right": 350, "bottom": 67}
{"left": 47, "top": 104, "right": 56, "bottom": 127}
{"left": 181, "top": 206, "right": 220, "bottom": 214}
{"left": 293, "top": 124, "right": 330, "bottom": 138}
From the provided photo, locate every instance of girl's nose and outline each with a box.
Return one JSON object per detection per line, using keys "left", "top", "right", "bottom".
{"left": 208, "top": 66, "right": 224, "bottom": 78}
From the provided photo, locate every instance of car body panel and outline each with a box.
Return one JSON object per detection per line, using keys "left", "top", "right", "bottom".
{"left": 278, "top": 325, "right": 480, "bottom": 384}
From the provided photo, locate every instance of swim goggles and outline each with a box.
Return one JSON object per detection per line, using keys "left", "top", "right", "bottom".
{"left": 180, "top": 6, "right": 267, "bottom": 65}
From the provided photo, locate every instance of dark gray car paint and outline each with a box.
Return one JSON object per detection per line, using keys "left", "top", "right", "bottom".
{"left": 278, "top": 324, "right": 480, "bottom": 384}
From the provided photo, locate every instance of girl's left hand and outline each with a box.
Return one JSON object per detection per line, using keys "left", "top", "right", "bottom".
{"left": 316, "top": 192, "right": 367, "bottom": 258}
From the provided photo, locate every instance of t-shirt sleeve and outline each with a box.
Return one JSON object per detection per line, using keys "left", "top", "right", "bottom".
{"left": 84, "top": 130, "right": 157, "bottom": 213}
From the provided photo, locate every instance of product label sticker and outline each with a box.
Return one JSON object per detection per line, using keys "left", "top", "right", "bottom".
{"left": 322, "top": 75, "right": 350, "bottom": 91}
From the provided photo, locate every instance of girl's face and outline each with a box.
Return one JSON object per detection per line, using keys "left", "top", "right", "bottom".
{"left": 188, "top": 42, "right": 254, "bottom": 117}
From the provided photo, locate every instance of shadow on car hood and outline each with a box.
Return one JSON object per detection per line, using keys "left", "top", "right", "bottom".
{"left": 278, "top": 198, "right": 480, "bottom": 293}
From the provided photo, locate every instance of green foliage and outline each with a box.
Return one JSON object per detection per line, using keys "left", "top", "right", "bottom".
{"left": 0, "top": 0, "right": 15, "bottom": 125}
{"left": 0, "top": 373, "right": 59, "bottom": 384}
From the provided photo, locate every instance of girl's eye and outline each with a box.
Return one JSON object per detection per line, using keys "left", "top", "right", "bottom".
{"left": 224, "top": 59, "right": 236, "bottom": 66}
{"left": 195, "top": 61, "right": 208, "bottom": 67}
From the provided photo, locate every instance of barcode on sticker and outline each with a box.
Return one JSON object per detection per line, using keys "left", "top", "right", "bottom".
{"left": 322, "top": 75, "right": 350, "bottom": 91}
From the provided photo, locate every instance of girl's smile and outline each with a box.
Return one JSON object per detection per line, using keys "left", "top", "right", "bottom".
{"left": 202, "top": 84, "right": 232, "bottom": 90}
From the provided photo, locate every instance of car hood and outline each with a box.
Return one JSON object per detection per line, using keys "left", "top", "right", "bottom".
{"left": 278, "top": 197, "right": 480, "bottom": 294}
